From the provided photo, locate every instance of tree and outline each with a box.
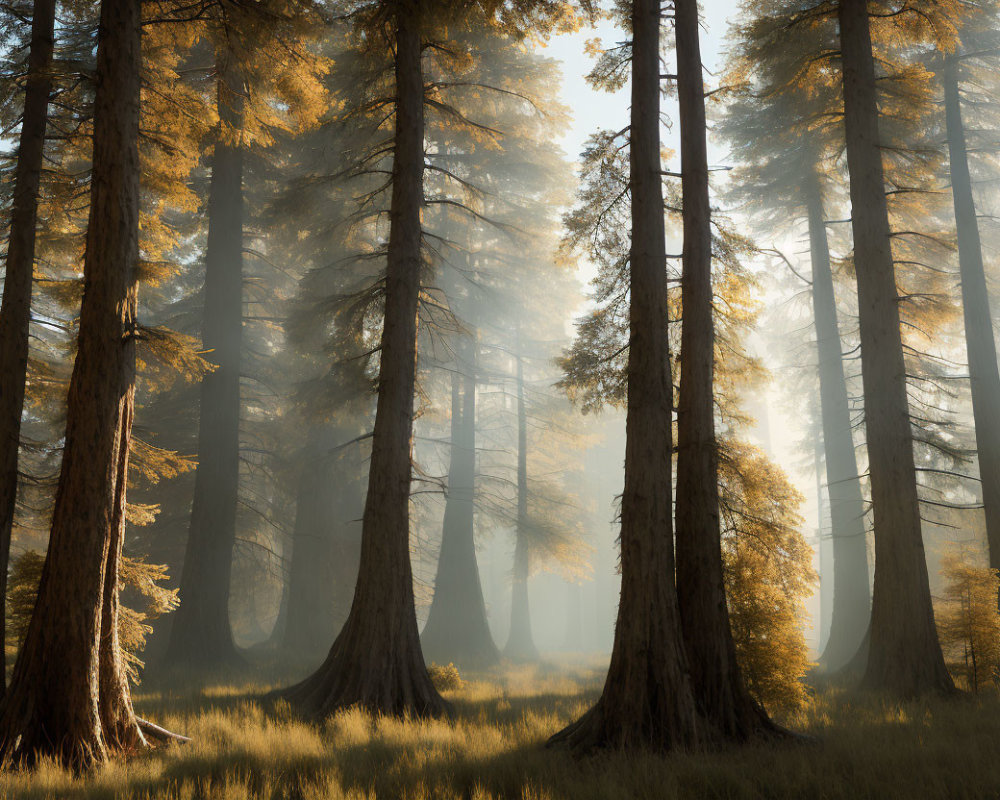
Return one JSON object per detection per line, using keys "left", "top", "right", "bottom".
{"left": 719, "top": 29, "right": 871, "bottom": 675}
{"left": 421, "top": 343, "right": 501, "bottom": 668}
{"left": 673, "top": 0, "right": 779, "bottom": 739}
{"left": 836, "top": 0, "right": 954, "bottom": 696}
{"left": 277, "top": 0, "right": 448, "bottom": 718}
{"left": 548, "top": 0, "right": 703, "bottom": 751}
{"left": 0, "top": 0, "right": 153, "bottom": 766}
{"left": 0, "top": 0, "right": 56, "bottom": 693}
{"left": 940, "top": 46, "right": 1000, "bottom": 604}
{"left": 937, "top": 549, "right": 1000, "bottom": 692}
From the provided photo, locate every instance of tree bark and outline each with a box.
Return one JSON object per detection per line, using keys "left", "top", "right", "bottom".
{"left": 0, "top": 0, "right": 147, "bottom": 768}
{"left": 275, "top": 0, "right": 446, "bottom": 718}
{"left": 422, "top": 346, "right": 500, "bottom": 668}
{"left": 164, "top": 60, "right": 245, "bottom": 669}
{"left": 943, "top": 55, "right": 1000, "bottom": 598}
{"left": 0, "top": 0, "right": 56, "bottom": 693}
{"left": 837, "top": 0, "right": 953, "bottom": 696}
{"left": 673, "top": 0, "right": 778, "bottom": 740}
{"left": 548, "top": 0, "right": 703, "bottom": 752}
{"left": 504, "top": 343, "right": 539, "bottom": 662}
{"left": 805, "top": 175, "right": 872, "bottom": 673}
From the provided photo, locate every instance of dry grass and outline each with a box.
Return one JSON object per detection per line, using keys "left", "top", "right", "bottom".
{"left": 4, "top": 658, "right": 1000, "bottom": 799}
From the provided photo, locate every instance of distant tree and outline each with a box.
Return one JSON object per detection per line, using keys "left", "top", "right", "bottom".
{"left": 939, "top": 39, "right": 1000, "bottom": 603}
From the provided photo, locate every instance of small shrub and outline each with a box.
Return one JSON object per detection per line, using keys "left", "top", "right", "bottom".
{"left": 427, "top": 662, "right": 465, "bottom": 691}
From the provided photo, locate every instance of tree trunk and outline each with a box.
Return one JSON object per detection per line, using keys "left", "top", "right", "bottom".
{"left": 943, "top": 55, "right": 1000, "bottom": 598}
{"left": 548, "top": 0, "right": 702, "bottom": 752}
{"left": 422, "top": 346, "right": 500, "bottom": 669}
{"left": 0, "top": 0, "right": 146, "bottom": 767}
{"left": 805, "top": 176, "right": 872, "bottom": 672}
{"left": 0, "top": 0, "right": 56, "bottom": 692}
{"left": 282, "top": 434, "right": 362, "bottom": 657}
{"left": 165, "top": 61, "right": 245, "bottom": 669}
{"left": 673, "top": 0, "right": 777, "bottom": 740}
{"left": 276, "top": 1, "right": 446, "bottom": 718}
{"left": 504, "top": 343, "right": 539, "bottom": 662}
{"left": 837, "top": 0, "right": 953, "bottom": 696}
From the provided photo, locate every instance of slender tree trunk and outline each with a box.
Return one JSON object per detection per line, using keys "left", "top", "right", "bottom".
{"left": 673, "top": 0, "right": 777, "bottom": 740}
{"left": 837, "top": 0, "right": 953, "bottom": 696}
{"left": 165, "top": 61, "right": 245, "bottom": 668}
{"left": 422, "top": 345, "right": 500, "bottom": 668}
{"left": 0, "top": 0, "right": 147, "bottom": 767}
{"left": 805, "top": 176, "right": 872, "bottom": 672}
{"left": 0, "top": 0, "right": 56, "bottom": 692}
{"left": 505, "top": 345, "right": 539, "bottom": 661}
{"left": 548, "top": 0, "right": 702, "bottom": 751}
{"left": 943, "top": 55, "right": 1000, "bottom": 596}
{"left": 276, "top": 1, "right": 446, "bottom": 717}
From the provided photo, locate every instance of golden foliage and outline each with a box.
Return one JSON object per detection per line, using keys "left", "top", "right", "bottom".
{"left": 937, "top": 549, "right": 1000, "bottom": 693}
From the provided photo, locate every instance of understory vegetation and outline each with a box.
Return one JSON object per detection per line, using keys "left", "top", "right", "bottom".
{"left": 6, "top": 661, "right": 1000, "bottom": 800}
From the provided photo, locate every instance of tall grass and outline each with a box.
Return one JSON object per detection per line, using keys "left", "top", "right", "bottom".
{"left": 4, "top": 659, "right": 1000, "bottom": 799}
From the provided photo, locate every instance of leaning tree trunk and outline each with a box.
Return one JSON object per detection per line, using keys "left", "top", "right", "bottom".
{"left": 837, "top": 0, "right": 953, "bottom": 696}
{"left": 805, "top": 175, "right": 872, "bottom": 673}
{"left": 0, "top": 0, "right": 56, "bottom": 692}
{"left": 943, "top": 55, "right": 1000, "bottom": 598}
{"left": 548, "top": 0, "right": 703, "bottom": 752}
{"left": 504, "top": 343, "right": 539, "bottom": 662}
{"left": 422, "top": 346, "right": 500, "bottom": 669}
{"left": 276, "top": 1, "right": 446, "bottom": 718}
{"left": 673, "top": 0, "right": 777, "bottom": 741}
{"left": 165, "top": 60, "right": 245, "bottom": 669}
{"left": 0, "top": 0, "right": 147, "bottom": 767}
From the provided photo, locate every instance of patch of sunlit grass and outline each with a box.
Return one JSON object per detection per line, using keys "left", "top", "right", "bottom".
{"left": 4, "top": 660, "right": 1000, "bottom": 798}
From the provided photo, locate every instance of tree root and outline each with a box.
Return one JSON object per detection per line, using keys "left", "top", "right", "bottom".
{"left": 136, "top": 718, "right": 190, "bottom": 745}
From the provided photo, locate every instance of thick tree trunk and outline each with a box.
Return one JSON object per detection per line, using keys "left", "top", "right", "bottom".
{"left": 0, "top": 0, "right": 56, "bottom": 692}
{"left": 282, "top": 435, "right": 362, "bottom": 657}
{"left": 422, "top": 349, "right": 500, "bottom": 668}
{"left": 504, "top": 345, "right": 539, "bottom": 662}
{"left": 548, "top": 0, "right": 702, "bottom": 752}
{"left": 673, "top": 0, "right": 777, "bottom": 740}
{"left": 805, "top": 176, "right": 872, "bottom": 672}
{"left": 837, "top": 0, "right": 953, "bottom": 696}
{"left": 943, "top": 56, "right": 1000, "bottom": 594}
{"left": 165, "top": 62, "right": 245, "bottom": 668}
{"left": 0, "top": 0, "right": 146, "bottom": 768}
{"left": 276, "top": 1, "right": 446, "bottom": 718}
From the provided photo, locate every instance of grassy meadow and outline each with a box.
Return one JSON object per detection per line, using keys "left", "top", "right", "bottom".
{"left": 5, "top": 658, "right": 1000, "bottom": 799}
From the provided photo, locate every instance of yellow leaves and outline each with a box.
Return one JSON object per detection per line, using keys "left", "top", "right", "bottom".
{"left": 936, "top": 548, "right": 1000, "bottom": 692}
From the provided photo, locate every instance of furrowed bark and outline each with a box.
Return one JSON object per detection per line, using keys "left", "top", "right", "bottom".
{"left": 275, "top": 0, "right": 446, "bottom": 718}
{"left": 805, "top": 175, "right": 871, "bottom": 673}
{"left": 943, "top": 55, "right": 1000, "bottom": 599}
{"left": 0, "top": 0, "right": 56, "bottom": 692}
{"left": 837, "top": 0, "right": 953, "bottom": 696}
{"left": 0, "top": 0, "right": 148, "bottom": 767}
{"left": 674, "top": 0, "right": 778, "bottom": 740}
{"left": 548, "top": 0, "right": 702, "bottom": 752}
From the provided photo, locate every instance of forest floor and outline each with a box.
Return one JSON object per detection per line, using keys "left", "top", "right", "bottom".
{"left": 3, "top": 657, "right": 1000, "bottom": 799}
